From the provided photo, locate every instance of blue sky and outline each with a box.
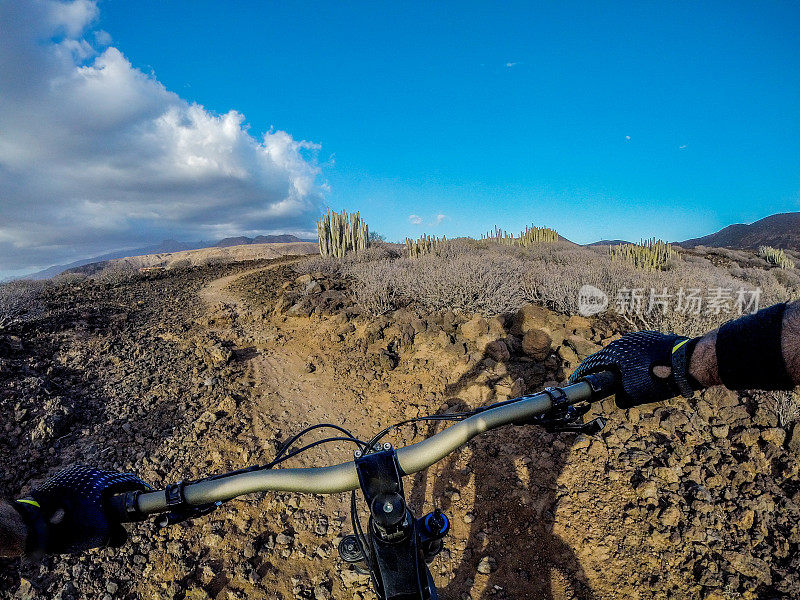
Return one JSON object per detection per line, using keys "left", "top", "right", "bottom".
{"left": 1, "top": 1, "right": 799, "bottom": 277}
{"left": 97, "top": 0, "right": 800, "bottom": 244}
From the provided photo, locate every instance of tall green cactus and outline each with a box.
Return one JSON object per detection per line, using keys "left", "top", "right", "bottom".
{"left": 405, "top": 234, "right": 446, "bottom": 258}
{"left": 317, "top": 209, "right": 370, "bottom": 257}
{"left": 482, "top": 224, "right": 559, "bottom": 246}
{"left": 759, "top": 245, "right": 795, "bottom": 269}
{"left": 609, "top": 238, "right": 677, "bottom": 271}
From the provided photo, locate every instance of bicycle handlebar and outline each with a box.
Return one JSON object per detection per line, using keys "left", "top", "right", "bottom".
{"left": 113, "top": 371, "right": 616, "bottom": 520}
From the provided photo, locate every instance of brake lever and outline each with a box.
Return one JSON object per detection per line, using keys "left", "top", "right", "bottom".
{"left": 156, "top": 501, "right": 222, "bottom": 527}
{"left": 513, "top": 386, "right": 607, "bottom": 435}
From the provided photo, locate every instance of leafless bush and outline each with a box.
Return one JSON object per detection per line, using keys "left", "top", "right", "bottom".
{"left": 519, "top": 243, "right": 784, "bottom": 335}
{"left": 344, "top": 260, "right": 398, "bottom": 315}
{"left": 429, "top": 237, "right": 484, "bottom": 259}
{"left": 344, "top": 243, "right": 401, "bottom": 263}
{"left": 0, "top": 279, "right": 45, "bottom": 327}
{"left": 393, "top": 252, "right": 525, "bottom": 316}
{"left": 293, "top": 254, "right": 342, "bottom": 277}
{"left": 335, "top": 235, "right": 795, "bottom": 332}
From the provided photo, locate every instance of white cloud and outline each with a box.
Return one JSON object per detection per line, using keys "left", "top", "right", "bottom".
{"left": 433, "top": 214, "right": 448, "bottom": 225}
{"left": 505, "top": 62, "right": 519, "bottom": 68}
{"left": 0, "top": 0, "right": 324, "bottom": 276}
{"left": 93, "top": 29, "right": 111, "bottom": 46}
{"left": 408, "top": 215, "right": 423, "bottom": 225}
{"left": 679, "top": 144, "right": 688, "bottom": 150}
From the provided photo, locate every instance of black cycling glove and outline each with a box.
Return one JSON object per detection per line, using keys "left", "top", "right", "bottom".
{"left": 568, "top": 331, "right": 701, "bottom": 409}
{"left": 12, "top": 465, "right": 150, "bottom": 555}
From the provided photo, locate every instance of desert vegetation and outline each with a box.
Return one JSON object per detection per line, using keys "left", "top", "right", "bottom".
{"left": 301, "top": 233, "right": 799, "bottom": 338}
{"left": 481, "top": 224, "right": 560, "bottom": 246}
{"left": 404, "top": 233, "right": 446, "bottom": 257}
{"left": 759, "top": 245, "right": 796, "bottom": 269}
{"left": 609, "top": 238, "right": 678, "bottom": 271}
{"left": 316, "top": 208, "right": 370, "bottom": 257}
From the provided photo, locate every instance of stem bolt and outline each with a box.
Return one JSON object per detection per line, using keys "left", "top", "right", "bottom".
{"left": 383, "top": 501, "right": 394, "bottom": 513}
{"left": 382, "top": 442, "right": 392, "bottom": 451}
{"left": 354, "top": 450, "right": 362, "bottom": 459}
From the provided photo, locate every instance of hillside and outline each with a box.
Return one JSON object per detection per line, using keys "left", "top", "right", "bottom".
{"left": 28, "top": 236, "right": 314, "bottom": 280}
{"left": 678, "top": 212, "right": 800, "bottom": 250}
{"left": 94, "top": 241, "right": 318, "bottom": 272}
{"left": 216, "top": 234, "right": 309, "bottom": 247}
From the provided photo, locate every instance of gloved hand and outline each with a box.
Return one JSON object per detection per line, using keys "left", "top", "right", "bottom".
{"left": 13, "top": 465, "right": 150, "bottom": 555}
{"left": 568, "top": 331, "right": 701, "bottom": 408}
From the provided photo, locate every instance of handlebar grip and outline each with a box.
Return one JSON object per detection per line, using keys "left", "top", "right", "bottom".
{"left": 580, "top": 370, "right": 618, "bottom": 400}
{"left": 108, "top": 490, "right": 144, "bottom": 523}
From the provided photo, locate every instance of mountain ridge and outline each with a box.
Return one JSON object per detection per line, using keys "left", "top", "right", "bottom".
{"left": 677, "top": 212, "right": 800, "bottom": 250}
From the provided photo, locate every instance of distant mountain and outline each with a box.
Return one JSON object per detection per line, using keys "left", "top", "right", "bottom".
{"left": 677, "top": 212, "right": 800, "bottom": 251}
{"left": 26, "top": 234, "right": 314, "bottom": 279}
{"left": 216, "top": 234, "right": 308, "bottom": 247}
{"left": 586, "top": 239, "right": 632, "bottom": 247}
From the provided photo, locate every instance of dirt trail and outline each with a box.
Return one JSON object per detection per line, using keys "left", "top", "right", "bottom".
{"left": 199, "top": 264, "right": 283, "bottom": 308}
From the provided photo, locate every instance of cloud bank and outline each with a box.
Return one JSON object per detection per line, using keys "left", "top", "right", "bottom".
{"left": 0, "top": 0, "right": 324, "bottom": 276}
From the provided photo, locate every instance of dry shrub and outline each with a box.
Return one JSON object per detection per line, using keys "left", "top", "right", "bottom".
{"left": 393, "top": 251, "right": 525, "bottom": 315}
{"left": 344, "top": 259, "right": 398, "bottom": 315}
{"left": 518, "top": 242, "right": 792, "bottom": 335}
{"left": 339, "top": 237, "right": 797, "bottom": 331}
{"left": 345, "top": 243, "right": 401, "bottom": 263}
{"left": 294, "top": 244, "right": 401, "bottom": 278}
{"left": 293, "top": 254, "right": 341, "bottom": 277}
{"left": 342, "top": 246, "right": 525, "bottom": 316}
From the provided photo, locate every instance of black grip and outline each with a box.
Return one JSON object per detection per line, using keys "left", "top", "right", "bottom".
{"left": 579, "top": 370, "right": 618, "bottom": 400}
{"left": 109, "top": 491, "right": 145, "bottom": 523}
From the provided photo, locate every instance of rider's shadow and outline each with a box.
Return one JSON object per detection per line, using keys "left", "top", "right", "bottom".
{"left": 408, "top": 395, "right": 596, "bottom": 599}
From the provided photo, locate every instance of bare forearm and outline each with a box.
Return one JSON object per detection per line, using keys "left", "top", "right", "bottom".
{"left": 0, "top": 501, "right": 28, "bottom": 558}
{"left": 689, "top": 301, "right": 800, "bottom": 389}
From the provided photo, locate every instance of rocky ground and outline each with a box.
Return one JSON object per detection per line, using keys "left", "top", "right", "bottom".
{"left": 1, "top": 257, "right": 798, "bottom": 600}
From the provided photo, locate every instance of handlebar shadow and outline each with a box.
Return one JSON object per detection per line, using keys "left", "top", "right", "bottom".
{"left": 408, "top": 378, "right": 597, "bottom": 599}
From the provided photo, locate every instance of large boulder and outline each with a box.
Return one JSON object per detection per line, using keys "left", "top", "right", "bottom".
{"left": 459, "top": 316, "right": 489, "bottom": 341}
{"left": 512, "top": 304, "right": 551, "bottom": 335}
{"left": 521, "top": 329, "right": 552, "bottom": 360}
{"left": 565, "top": 335, "right": 601, "bottom": 359}
{"left": 484, "top": 339, "right": 511, "bottom": 362}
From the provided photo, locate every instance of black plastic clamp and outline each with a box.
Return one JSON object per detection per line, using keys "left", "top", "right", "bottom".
{"left": 165, "top": 481, "right": 186, "bottom": 507}
{"left": 542, "top": 386, "right": 568, "bottom": 409}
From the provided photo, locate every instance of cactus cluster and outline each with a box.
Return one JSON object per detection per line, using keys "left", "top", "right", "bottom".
{"left": 405, "top": 234, "right": 447, "bottom": 258}
{"left": 759, "top": 245, "right": 795, "bottom": 269}
{"left": 317, "top": 209, "right": 370, "bottom": 258}
{"left": 481, "top": 224, "right": 559, "bottom": 246}
{"left": 610, "top": 238, "right": 677, "bottom": 271}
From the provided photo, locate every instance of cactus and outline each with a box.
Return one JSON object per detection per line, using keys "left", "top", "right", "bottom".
{"left": 317, "top": 209, "right": 370, "bottom": 257}
{"left": 405, "top": 234, "right": 446, "bottom": 258}
{"left": 759, "top": 245, "right": 795, "bottom": 269}
{"left": 481, "top": 224, "right": 559, "bottom": 246}
{"left": 609, "top": 238, "right": 677, "bottom": 271}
